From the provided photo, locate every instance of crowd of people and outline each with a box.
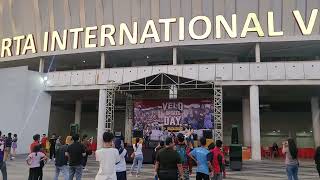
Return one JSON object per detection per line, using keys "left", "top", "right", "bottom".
{"left": 0, "top": 130, "right": 319, "bottom": 180}
{"left": 26, "top": 133, "right": 95, "bottom": 180}
{"left": 95, "top": 131, "right": 227, "bottom": 180}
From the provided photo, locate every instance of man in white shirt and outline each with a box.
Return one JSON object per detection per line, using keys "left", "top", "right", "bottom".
{"left": 95, "top": 132, "right": 120, "bottom": 180}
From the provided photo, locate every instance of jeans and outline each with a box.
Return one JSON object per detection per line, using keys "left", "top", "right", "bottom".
{"left": 212, "top": 173, "right": 223, "bottom": 180}
{"left": 69, "top": 165, "right": 83, "bottom": 180}
{"left": 286, "top": 164, "right": 299, "bottom": 180}
{"left": 55, "top": 165, "right": 69, "bottom": 180}
{"left": 130, "top": 154, "right": 143, "bottom": 175}
{"left": 317, "top": 164, "right": 320, "bottom": 177}
{"left": 0, "top": 161, "right": 7, "bottom": 180}
{"left": 81, "top": 154, "right": 88, "bottom": 167}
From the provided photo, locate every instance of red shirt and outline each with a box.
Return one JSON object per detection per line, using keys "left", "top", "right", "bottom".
{"left": 30, "top": 141, "right": 39, "bottom": 153}
{"left": 211, "top": 147, "right": 225, "bottom": 174}
{"left": 41, "top": 137, "right": 47, "bottom": 147}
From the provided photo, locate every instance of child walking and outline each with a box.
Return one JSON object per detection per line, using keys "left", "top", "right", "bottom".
{"left": 26, "top": 145, "right": 47, "bottom": 180}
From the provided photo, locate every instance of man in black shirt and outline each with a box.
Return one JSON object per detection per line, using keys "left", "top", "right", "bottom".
{"left": 155, "top": 137, "right": 184, "bottom": 180}
{"left": 66, "top": 134, "right": 86, "bottom": 180}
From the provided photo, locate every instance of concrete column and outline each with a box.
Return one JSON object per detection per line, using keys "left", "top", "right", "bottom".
{"left": 124, "top": 96, "right": 133, "bottom": 145}
{"left": 255, "top": 43, "right": 261, "bottom": 62}
{"left": 100, "top": 52, "right": 105, "bottom": 69}
{"left": 173, "top": 47, "right": 177, "bottom": 65}
{"left": 242, "top": 97, "right": 251, "bottom": 147}
{"left": 250, "top": 85, "right": 261, "bottom": 160}
{"left": 311, "top": 97, "right": 320, "bottom": 147}
{"left": 97, "top": 89, "right": 106, "bottom": 149}
{"left": 74, "top": 100, "right": 82, "bottom": 128}
{"left": 39, "top": 58, "right": 45, "bottom": 73}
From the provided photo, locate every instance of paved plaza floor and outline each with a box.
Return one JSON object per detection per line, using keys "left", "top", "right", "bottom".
{"left": 4, "top": 155, "right": 319, "bottom": 179}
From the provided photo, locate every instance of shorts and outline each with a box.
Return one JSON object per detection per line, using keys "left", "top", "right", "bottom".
{"left": 12, "top": 143, "right": 17, "bottom": 149}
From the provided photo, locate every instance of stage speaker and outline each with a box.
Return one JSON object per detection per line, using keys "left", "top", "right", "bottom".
{"left": 231, "top": 125, "right": 239, "bottom": 144}
{"left": 229, "top": 144, "right": 242, "bottom": 171}
{"left": 70, "top": 124, "right": 79, "bottom": 136}
{"left": 203, "top": 130, "right": 213, "bottom": 139}
{"left": 132, "top": 130, "right": 143, "bottom": 138}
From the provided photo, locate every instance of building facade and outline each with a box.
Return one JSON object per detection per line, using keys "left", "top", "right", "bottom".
{"left": 0, "top": 0, "right": 320, "bottom": 160}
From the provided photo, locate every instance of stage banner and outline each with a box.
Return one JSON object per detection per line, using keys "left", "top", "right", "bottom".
{"left": 133, "top": 99, "right": 213, "bottom": 132}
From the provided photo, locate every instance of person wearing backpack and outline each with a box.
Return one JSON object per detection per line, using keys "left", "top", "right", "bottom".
{"left": 176, "top": 133, "right": 192, "bottom": 180}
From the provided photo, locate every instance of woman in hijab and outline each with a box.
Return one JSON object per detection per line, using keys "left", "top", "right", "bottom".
{"left": 115, "top": 138, "right": 127, "bottom": 180}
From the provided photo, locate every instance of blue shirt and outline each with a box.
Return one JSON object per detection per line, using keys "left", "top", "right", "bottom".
{"left": 190, "top": 147, "right": 210, "bottom": 175}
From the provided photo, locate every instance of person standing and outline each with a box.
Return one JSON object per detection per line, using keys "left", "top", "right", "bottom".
{"left": 26, "top": 145, "right": 47, "bottom": 180}
{"left": 314, "top": 146, "right": 320, "bottom": 177}
{"left": 115, "top": 138, "right": 127, "bottom": 180}
{"left": 272, "top": 142, "right": 279, "bottom": 159}
{"left": 0, "top": 131, "right": 7, "bottom": 180}
{"left": 95, "top": 132, "right": 120, "bottom": 180}
{"left": 189, "top": 137, "right": 213, "bottom": 180}
{"left": 152, "top": 141, "right": 164, "bottom": 180}
{"left": 210, "top": 140, "right": 225, "bottom": 180}
{"left": 81, "top": 135, "right": 91, "bottom": 171}
{"left": 66, "top": 134, "right": 86, "bottom": 180}
{"left": 11, "top": 134, "right": 18, "bottom": 159}
{"left": 49, "top": 134, "right": 57, "bottom": 161}
{"left": 5, "top": 133, "right": 12, "bottom": 161}
{"left": 144, "top": 129, "right": 151, "bottom": 148}
{"left": 130, "top": 137, "right": 144, "bottom": 177}
{"left": 65, "top": 136, "right": 72, "bottom": 146}
{"left": 155, "top": 137, "right": 184, "bottom": 180}
{"left": 176, "top": 133, "right": 192, "bottom": 180}
{"left": 40, "top": 134, "right": 48, "bottom": 153}
{"left": 54, "top": 142, "right": 69, "bottom": 180}
{"left": 282, "top": 138, "right": 299, "bottom": 180}
{"left": 30, "top": 134, "right": 41, "bottom": 153}
{"left": 55, "top": 136, "right": 63, "bottom": 150}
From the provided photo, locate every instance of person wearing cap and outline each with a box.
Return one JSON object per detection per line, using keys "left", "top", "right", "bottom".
{"left": 155, "top": 137, "right": 184, "bottom": 180}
